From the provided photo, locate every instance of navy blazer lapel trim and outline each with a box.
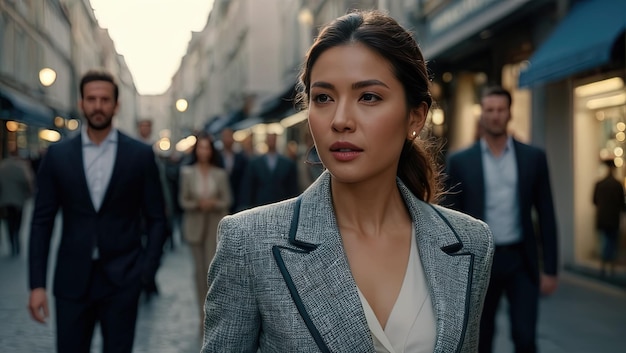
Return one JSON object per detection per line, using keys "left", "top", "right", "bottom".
{"left": 428, "top": 203, "right": 474, "bottom": 353}
{"left": 272, "top": 196, "right": 330, "bottom": 353}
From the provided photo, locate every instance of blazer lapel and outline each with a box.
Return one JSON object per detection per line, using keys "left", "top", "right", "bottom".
{"left": 400, "top": 183, "right": 474, "bottom": 353}
{"left": 70, "top": 134, "right": 97, "bottom": 213}
{"left": 272, "top": 173, "right": 373, "bottom": 352}
{"left": 273, "top": 173, "right": 475, "bottom": 352}
{"left": 99, "top": 131, "right": 125, "bottom": 212}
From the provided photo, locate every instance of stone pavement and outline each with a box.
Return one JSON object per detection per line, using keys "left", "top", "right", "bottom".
{"left": 0, "top": 240, "right": 202, "bottom": 353}
{"left": 1, "top": 201, "right": 625, "bottom": 352}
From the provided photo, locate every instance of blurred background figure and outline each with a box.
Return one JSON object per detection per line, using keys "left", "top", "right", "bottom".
{"left": 240, "top": 133, "right": 256, "bottom": 158}
{"left": 219, "top": 128, "right": 248, "bottom": 213}
{"left": 178, "top": 132, "right": 231, "bottom": 329}
{"left": 239, "top": 132, "right": 299, "bottom": 210}
{"left": 28, "top": 69, "right": 167, "bottom": 353}
{"left": 298, "top": 130, "right": 324, "bottom": 192}
{"left": 137, "top": 119, "right": 155, "bottom": 146}
{"left": 444, "top": 86, "right": 558, "bottom": 353}
{"left": 593, "top": 159, "right": 625, "bottom": 277}
{"left": 136, "top": 117, "right": 174, "bottom": 300}
{"left": 0, "top": 141, "right": 34, "bottom": 256}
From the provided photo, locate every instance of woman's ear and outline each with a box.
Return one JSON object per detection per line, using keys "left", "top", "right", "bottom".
{"left": 407, "top": 102, "right": 428, "bottom": 140}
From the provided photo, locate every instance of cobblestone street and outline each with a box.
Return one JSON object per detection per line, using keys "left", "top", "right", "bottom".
{"left": 0, "top": 202, "right": 202, "bottom": 352}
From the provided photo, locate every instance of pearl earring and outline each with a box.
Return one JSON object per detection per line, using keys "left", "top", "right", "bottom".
{"left": 411, "top": 131, "right": 417, "bottom": 138}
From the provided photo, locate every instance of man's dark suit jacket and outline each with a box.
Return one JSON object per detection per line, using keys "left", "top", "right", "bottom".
{"left": 239, "top": 154, "right": 298, "bottom": 210}
{"left": 223, "top": 151, "right": 248, "bottom": 213}
{"left": 443, "top": 139, "right": 558, "bottom": 283}
{"left": 29, "top": 131, "right": 167, "bottom": 299}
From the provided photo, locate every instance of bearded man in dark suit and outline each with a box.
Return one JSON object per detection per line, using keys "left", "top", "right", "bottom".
{"left": 28, "top": 69, "right": 167, "bottom": 353}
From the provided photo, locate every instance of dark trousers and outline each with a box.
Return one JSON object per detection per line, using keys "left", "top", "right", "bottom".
{"left": 479, "top": 243, "right": 539, "bottom": 353}
{"left": 2, "top": 205, "right": 23, "bottom": 255}
{"left": 55, "top": 260, "right": 142, "bottom": 353}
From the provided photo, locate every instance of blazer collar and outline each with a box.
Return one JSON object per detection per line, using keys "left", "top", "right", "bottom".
{"left": 274, "top": 171, "right": 474, "bottom": 352}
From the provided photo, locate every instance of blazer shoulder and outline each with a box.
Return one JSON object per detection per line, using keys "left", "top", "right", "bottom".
{"left": 430, "top": 203, "right": 493, "bottom": 250}
{"left": 447, "top": 142, "right": 480, "bottom": 161}
{"left": 221, "top": 198, "right": 298, "bottom": 236}
{"left": 513, "top": 139, "right": 546, "bottom": 156}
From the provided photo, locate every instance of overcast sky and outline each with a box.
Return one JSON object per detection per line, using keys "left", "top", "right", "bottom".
{"left": 90, "top": 0, "right": 214, "bottom": 95}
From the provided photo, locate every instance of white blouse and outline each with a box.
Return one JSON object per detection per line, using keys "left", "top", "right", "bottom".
{"left": 357, "top": 228, "right": 436, "bottom": 353}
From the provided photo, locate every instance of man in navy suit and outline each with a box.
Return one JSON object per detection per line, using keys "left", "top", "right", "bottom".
{"left": 239, "top": 132, "right": 299, "bottom": 210}
{"left": 443, "top": 86, "right": 558, "bottom": 353}
{"left": 27, "top": 70, "right": 167, "bottom": 353}
{"left": 220, "top": 127, "right": 248, "bottom": 213}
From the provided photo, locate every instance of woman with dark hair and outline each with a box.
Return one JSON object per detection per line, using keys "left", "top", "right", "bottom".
{"left": 202, "top": 10, "right": 493, "bottom": 352}
{"left": 178, "top": 133, "right": 231, "bottom": 327}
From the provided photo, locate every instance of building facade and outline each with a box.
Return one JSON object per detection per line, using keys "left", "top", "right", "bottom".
{"left": 0, "top": 0, "right": 139, "bottom": 161}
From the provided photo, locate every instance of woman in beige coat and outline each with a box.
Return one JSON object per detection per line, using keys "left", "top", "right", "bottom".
{"left": 179, "top": 133, "right": 232, "bottom": 316}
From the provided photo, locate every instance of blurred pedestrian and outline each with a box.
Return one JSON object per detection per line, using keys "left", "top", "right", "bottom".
{"left": 444, "top": 86, "right": 559, "bottom": 353}
{"left": 178, "top": 133, "right": 231, "bottom": 325}
{"left": 593, "top": 159, "right": 625, "bottom": 277}
{"left": 136, "top": 118, "right": 155, "bottom": 146}
{"left": 238, "top": 132, "right": 299, "bottom": 210}
{"left": 202, "top": 10, "right": 494, "bottom": 352}
{"left": 0, "top": 141, "right": 34, "bottom": 256}
{"left": 219, "top": 127, "right": 248, "bottom": 213}
{"left": 27, "top": 69, "right": 167, "bottom": 353}
{"left": 136, "top": 117, "right": 170, "bottom": 300}
{"left": 298, "top": 130, "right": 324, "bottom": 192}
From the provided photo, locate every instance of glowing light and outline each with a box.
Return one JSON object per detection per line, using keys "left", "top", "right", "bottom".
{"left": 5, "top": 121, "right": 19, "bottom": 132}
{"left": 66, "top": 119, "right": 80, "bottom": 130}
{"left": 54, "top": 116, "right": 65, "bottom": 128}
{"left": 39, "top": 129, "right": 61, "bottom": 142}
{"left": 587, "top": 93, "right": 626, "bottom": 110}
{"left": 431, "top": 109, "right": 445, "bottom": 126}
{"left": 175, "top": 135, "right": 197, "bottom": 152}
{"left": 39, "top": 68, "right": 57, "bottom": 87}
{"left": 158, "top": 137, "right": 171, "bottom": 151}
{"left": 575, "top": 77, "right": 623, "bottom": 97}
{"left": 175, "top": 99, "right": 188, "bottom": 112}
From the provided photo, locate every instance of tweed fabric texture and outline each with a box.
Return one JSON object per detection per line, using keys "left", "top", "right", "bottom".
{"left": 202, "top": 171, "right": 494, "bottom": 352}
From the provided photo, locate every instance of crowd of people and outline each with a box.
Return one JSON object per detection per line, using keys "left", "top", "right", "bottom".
{"left": 0, "top": 8, "right": 621, "bottom": 353}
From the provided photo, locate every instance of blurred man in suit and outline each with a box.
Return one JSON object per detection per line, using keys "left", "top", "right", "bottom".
{"left": 219, "top": 127, "right": 248, "bottom": 213}
{"left": 239, "top": 132, "right": 298, "bottom": 209}
{"left": 0, "top": 141, "right": 34, "bottom": 256}
{"left": 28, "top": 69, "right": 167, "bottom": 353}
{"left": 444, "top": 86, "right": 558, "bottom": 353}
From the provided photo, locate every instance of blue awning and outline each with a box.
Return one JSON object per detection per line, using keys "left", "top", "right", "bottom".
{"left": 0, "top": 85, "right": 54, "bottom": 127}
{"left": 518, "top": 0, "right": 626, "bottom": 88}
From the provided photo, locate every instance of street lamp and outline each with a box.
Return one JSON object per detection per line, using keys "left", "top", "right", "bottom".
{"left": 39, "top": 68, "right": 57, "bottom": 87}
{"left": 175, "top": 98, "right": 188, "bottom": 113}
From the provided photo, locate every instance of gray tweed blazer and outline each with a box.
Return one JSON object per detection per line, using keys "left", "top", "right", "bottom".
{"left": 202, "top": 171, "right": 494, "bottom": 353}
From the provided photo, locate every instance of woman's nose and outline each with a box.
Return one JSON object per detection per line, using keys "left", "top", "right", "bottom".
{"left": 331, "top": 101, "right": 355, "bottom": 132}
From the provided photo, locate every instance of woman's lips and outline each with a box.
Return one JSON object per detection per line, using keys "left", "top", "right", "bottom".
{"left": 329, "top": 142, "right": 363, "bottom": 161}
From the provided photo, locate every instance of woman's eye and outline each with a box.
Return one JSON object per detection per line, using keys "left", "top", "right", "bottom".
{"left": 361, "top": 93, "right": 381, "bottom": 102}
{"left": 314, "top": 94, "right": 332, "bottom": 103}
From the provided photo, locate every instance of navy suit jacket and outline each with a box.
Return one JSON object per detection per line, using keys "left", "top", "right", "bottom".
{"left": 443, "top": 139, "right": 558, "bottom": 282}
{"left": 29, "top": 131, "right": 167, "bottom": 299}
{"left": 222, "top": 151, "right": 248, "bottom": 213}
{"left": 239, "top": 153, "right": 299, "bottom": 210}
